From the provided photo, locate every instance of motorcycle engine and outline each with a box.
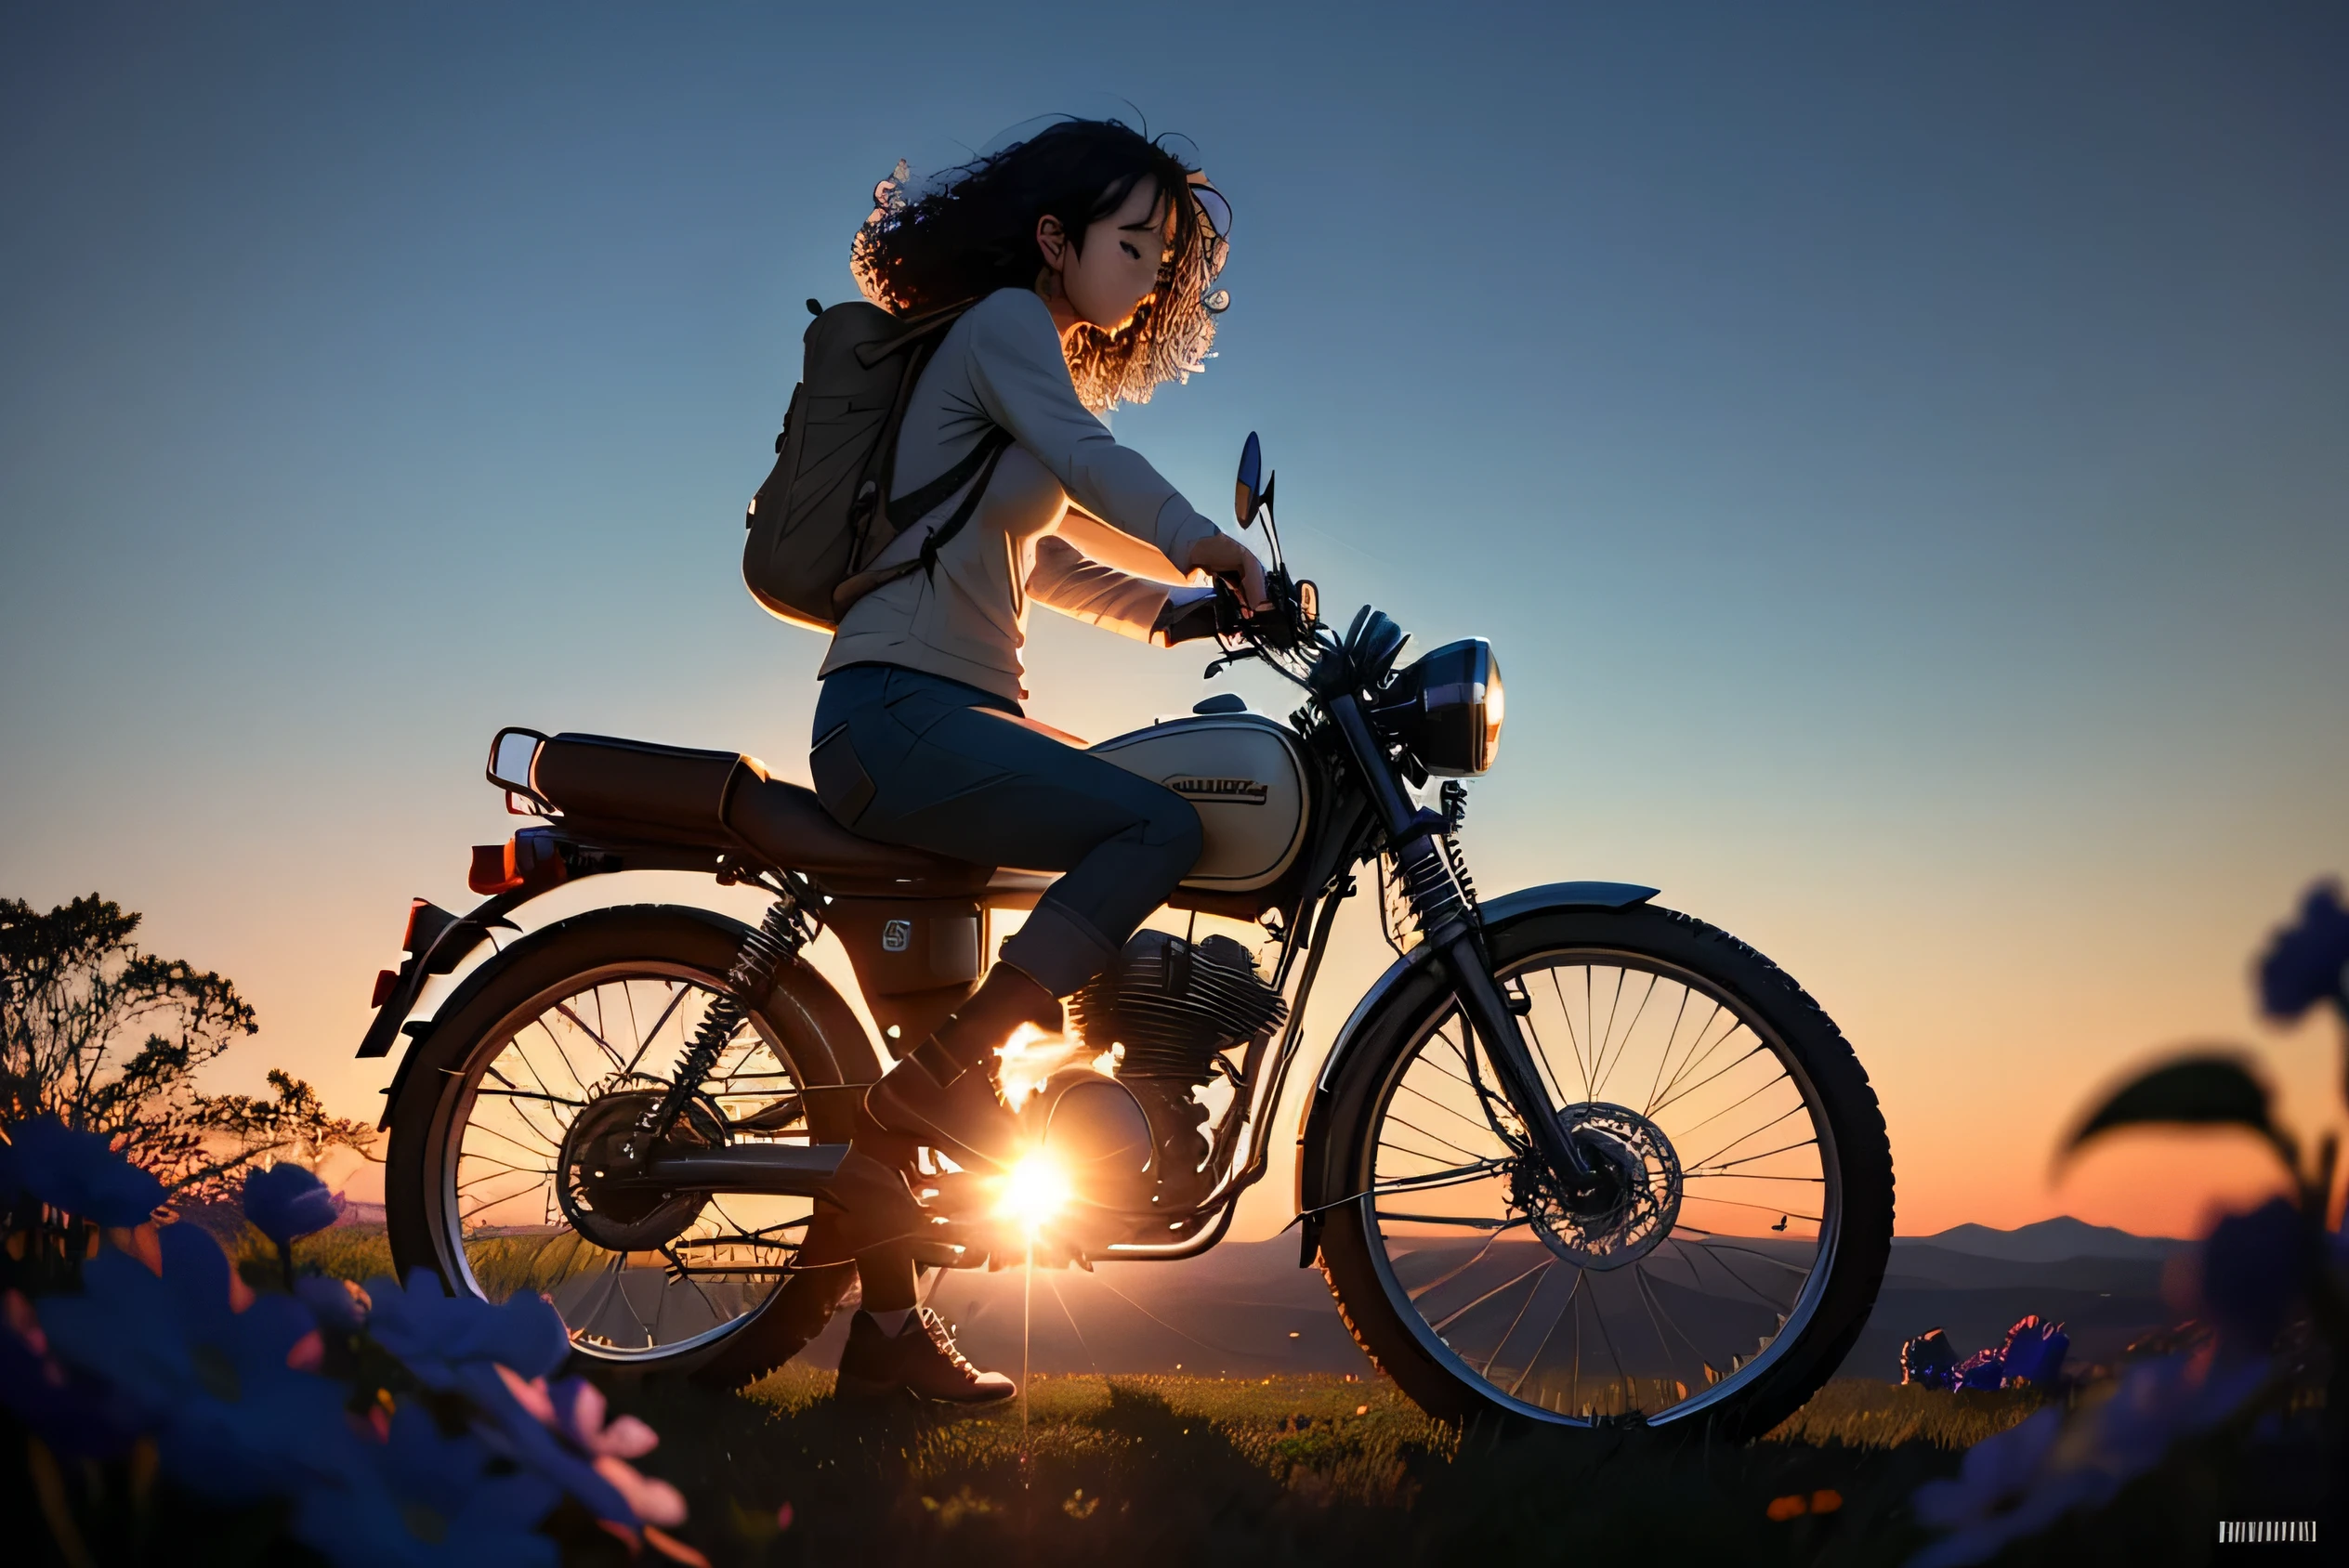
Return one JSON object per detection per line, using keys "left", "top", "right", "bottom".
{"left": 1065, "top": 930, "right": 1288, "bottom": 1209}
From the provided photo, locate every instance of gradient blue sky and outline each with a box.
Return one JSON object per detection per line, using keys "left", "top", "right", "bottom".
{"left": 3, "top": 2, "right": 2342, "bottom": 1235}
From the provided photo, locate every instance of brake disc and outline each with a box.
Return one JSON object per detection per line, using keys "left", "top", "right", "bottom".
{"left": 1516, "top": 1101, "right": 1684, "bottom": 1273}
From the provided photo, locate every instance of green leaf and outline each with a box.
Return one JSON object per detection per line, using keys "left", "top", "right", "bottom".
{"left": 2064, "top": 1052, "right": 2278, "bottom": 1159}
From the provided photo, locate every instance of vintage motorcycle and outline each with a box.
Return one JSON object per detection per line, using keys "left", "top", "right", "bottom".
{"left": 361, "top": 433, "right": 1892, "bottom": 1434}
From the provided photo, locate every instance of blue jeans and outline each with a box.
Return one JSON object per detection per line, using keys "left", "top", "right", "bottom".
{"left": 808, "top": 663, "right": 1202, "bottom": 996}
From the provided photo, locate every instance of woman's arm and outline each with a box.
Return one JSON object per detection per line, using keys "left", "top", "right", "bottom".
{"left": 1026, "top": 535, "right": 1177, "bottom": 641}
{"left": 1056, "top": 503, "right": 1191, "bottom": 581}
{"left": 963, "top": 291, "right": 1224, "bottom": 571}
{"left": 1060, "top": 502, "right": 1267, "bottom": 613}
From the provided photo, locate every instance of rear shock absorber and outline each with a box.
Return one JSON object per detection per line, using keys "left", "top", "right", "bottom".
{"left": 618, "top": 894, "right": 815, "bottom": 1167}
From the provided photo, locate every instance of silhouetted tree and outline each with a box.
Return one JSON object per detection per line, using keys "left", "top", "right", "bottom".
{"left": 0, "top": 893, "right": 372, "bottom": 1200}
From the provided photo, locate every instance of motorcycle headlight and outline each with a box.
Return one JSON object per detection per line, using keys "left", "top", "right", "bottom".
{"left": 1373, "top": 639, "right": 1503, "bottom": 777}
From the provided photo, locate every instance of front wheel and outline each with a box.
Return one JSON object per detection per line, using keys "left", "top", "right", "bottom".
{"left": 1316, "top": 902, "right": 1893, "bottom": 1437}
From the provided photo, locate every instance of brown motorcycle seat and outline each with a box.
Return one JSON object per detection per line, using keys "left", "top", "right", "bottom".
{"left": 531, "top": 732, "right": 993, "bottom": 895}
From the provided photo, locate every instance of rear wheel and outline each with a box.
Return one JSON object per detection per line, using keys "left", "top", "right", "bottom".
{"left": 1317, "top": 902, "right": 1892, "bottom": 1437}
{"left": 383, "top": 905, "right": 875, "bottom": 1382}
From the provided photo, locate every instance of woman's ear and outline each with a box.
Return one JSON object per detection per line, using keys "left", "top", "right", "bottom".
{"left": 1034, "top": 214, "right": 1070, "bottom": 276}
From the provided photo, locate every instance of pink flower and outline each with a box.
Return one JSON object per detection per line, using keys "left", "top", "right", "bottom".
{"left": 593, "top": 1455, "right": 686, "bottom": 1527}
{"left": 490, "top": 1366, "right": 682, "bottom": 1526}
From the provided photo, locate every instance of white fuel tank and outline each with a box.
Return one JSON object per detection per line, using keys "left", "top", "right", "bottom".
{"left": 1088, "top": 713, "right": 1312, "bottom": 892}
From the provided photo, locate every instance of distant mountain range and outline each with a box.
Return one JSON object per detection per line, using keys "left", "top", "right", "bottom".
{"left": 783, "top": 1217, "right": 2194, "bottom": 1383}
{"left": 1896, "top": 1216, "right": 2186, "bottom": 1264}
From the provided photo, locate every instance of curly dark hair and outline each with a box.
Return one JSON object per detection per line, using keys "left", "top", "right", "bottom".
{"left": 851, "top": 119, "right": 1228, "bottom": 412}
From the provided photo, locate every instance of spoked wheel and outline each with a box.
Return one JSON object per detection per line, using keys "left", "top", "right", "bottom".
{"left": 1317, "top": 903, "right": 1892, "bottom": 1437}
{"left": 385, "top": 906, "right": 873, "bottom": 1379}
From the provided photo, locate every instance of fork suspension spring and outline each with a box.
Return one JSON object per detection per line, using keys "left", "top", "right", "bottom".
{"left": 1395, "top": 831, "right": 1479, "bottom": 937}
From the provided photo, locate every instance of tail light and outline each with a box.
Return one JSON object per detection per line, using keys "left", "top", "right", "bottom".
{"left": 468, "top": 828, "right": 567, "bottom": 895}
{"left": 370, "top": 969, "right": 399, "bottom": 1008}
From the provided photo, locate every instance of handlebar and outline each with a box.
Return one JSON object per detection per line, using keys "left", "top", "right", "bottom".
{"left": 1210, "top": 568, "right": 1318, "bottom": 652}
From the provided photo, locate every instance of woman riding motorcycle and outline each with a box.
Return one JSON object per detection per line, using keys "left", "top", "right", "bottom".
{"left": 798, "top": 120, "right": 1268, "bottom": 1402}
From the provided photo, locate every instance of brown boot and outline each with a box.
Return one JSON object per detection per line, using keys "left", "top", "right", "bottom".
{"left": 864, "top": 965, "right": 1057, "bottom": 1171}
{"left": 864, "top": 1056, "right": 1022, "bottom": 1170}
{"left": 835, "top": 1307, "right": 1015, "bottom": 1405}
{"left": 795, "top": 1147, "right": 926, "bottom": 1267}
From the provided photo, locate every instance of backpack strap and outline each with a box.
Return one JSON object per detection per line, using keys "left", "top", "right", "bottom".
{"left": 912, "top": 429, "right": 1014, "bottom": 577}
{"left": 830, "top": 428, "right": 1015, "bottom": 613}
{"left": 852, "top": 300, "right": 973, "bottom": 371}
{"left": 888, "top": 425, "right": 1010, "bottom": 535}
{"left": 846, "top": 299, "right": 979, "bottom": 567}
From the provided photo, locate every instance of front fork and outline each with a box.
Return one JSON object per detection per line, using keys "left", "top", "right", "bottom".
{"left": 1328, "top": 697, "right": 1595, "bottom": 1190}
{"left": 1433, "top": 927, "right": 1594, "bottom": 1183}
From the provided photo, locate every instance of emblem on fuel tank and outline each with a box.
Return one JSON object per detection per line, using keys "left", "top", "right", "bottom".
{"left": 882, "top": 920, "right": 912, "bottom": 951}
{"left": 1168, "top": 777, "right": 1268, "bottom": 804}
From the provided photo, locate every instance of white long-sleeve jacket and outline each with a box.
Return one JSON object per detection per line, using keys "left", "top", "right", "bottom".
{"left": 817, "top": 287, "right": 1228, "bottom": 701}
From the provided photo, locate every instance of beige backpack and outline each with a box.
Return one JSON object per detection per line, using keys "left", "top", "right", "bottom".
{"left": 741, "top": 298, "right": 1011, "bottom": 633}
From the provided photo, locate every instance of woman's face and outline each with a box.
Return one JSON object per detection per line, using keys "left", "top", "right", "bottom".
{"left": 1038, "top": 177, "right": 1172, "bottom": 334}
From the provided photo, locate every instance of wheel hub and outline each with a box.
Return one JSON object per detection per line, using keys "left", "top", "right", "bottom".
{"left": 1516, "top": 1102, "right": 1682, "bottom": 1272}
{"left": 556, "top": 1088, "right": 724, "bottom": 1253}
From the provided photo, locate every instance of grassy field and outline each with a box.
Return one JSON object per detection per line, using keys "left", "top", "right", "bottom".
{"left": 597, "top": 1368, "right": 2082, "bottom": 1566}
{"left": 613, "top": 1368, "right": 2332, "bottom": 1567}
{"left": 221, "top": 1225, "right": 2321, "bottom": 1566}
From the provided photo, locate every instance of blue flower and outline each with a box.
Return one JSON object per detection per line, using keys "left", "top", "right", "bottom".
{"left": 0, "top": 1288, "right": 145, "bottom": 1460}
{"left": 1, "top": 1119, "right": 164, "bottom": 1226}
{"left": 1998, "top": 1316, "right": 2069, "bottom": 1389}
{"left": 1908, "top": 1349, "right": 2268, "bottom": 1566}
{"left": 1912, "top": 1406, "right": 2080, "bottom": 1565}
{"left": 243, "top": 1163, "right": 341, "bottom": 1247}
{"left": 362, "top": 1271, "right": 571, "bottom": 1389}
{"left": 1900, "top": 1327, "right": 1957, "bottom": 1390}
{"left": 357, "top": 1274, "right": 652, "bottom": 1522}
{"left": 2257, "top": 880, "right": 2349, "bottom": 1022}
{"left": 2197, "top": 1197, "right": 2305, "bottom": 1350}
{"left": 295, "top": 1274, "right": 371, "bottom": 1334}
{"left": 1952, "top": 1347, "right": 2005, "bottom": 1392}
{"left": 35, "top": 1222, "right": 359, "bottom": 1502}
{"left": 288, "top": 1405, "right": 561, "bottom": 1568}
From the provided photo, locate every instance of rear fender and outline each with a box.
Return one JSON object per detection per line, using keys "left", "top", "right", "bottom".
{"left": 367, "top": 901, "right": 878, "bottom": 1133}
{"left": 356, "top": 818, "right": 763, "bottom": 1065}
{"left": 356, "top": 889, "right": 537, "bottom": 1064}
{"left": 1290, "top": 881, "right": 1659, "bottom": 1262}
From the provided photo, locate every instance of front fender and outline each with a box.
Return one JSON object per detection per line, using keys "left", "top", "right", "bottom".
{"left": 1291, "top": 880, "right": 1658, "bottom": 1261}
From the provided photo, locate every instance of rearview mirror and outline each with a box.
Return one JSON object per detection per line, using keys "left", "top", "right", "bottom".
{"left": 1234, "top": 431, "right": 1262, "bottom": 528}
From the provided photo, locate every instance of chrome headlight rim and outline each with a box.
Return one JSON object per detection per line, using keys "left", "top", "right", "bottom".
{"left": 1375, "top": 637, "right": 1503, "bottom": 778}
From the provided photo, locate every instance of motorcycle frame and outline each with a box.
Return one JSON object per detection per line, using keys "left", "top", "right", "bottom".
{"left": 359, "top": 756, "right": 1384, "bottom": 1263}
{"left": 359, "top": 596, "right": 1617, "bottom": 1269}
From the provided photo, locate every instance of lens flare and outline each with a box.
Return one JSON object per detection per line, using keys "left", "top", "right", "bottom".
{"left": 995, "top": 1150, "right": 1071, "bottom": 1234}
{"left": 994, "top": 1021, "right": 1058, "bottom": 1108}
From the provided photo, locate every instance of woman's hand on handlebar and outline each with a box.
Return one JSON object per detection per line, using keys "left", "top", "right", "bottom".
{"left": 1188, "top": 532, "right": 1271, "bottom": 615}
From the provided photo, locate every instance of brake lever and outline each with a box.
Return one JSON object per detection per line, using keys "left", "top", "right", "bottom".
{"left": 1210, "top": 574, "right": 1251, "bottom": 636}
